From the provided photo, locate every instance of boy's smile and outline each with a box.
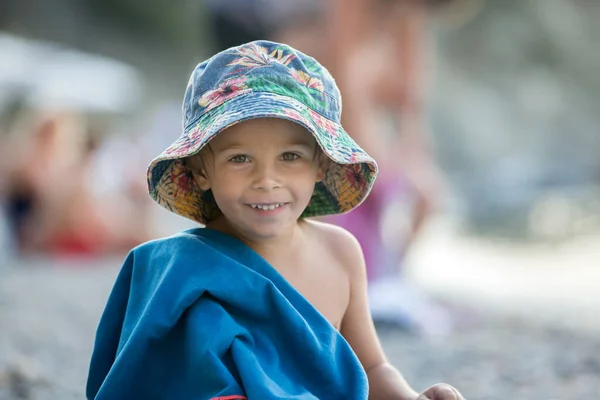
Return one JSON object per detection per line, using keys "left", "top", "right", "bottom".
{"left": 248, "top": 202, "right": 288, "bottom": 214}
{"left": 193, "top": 118, "right": 326, "bottom": 241}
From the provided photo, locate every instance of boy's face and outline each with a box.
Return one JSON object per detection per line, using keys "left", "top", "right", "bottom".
{"left": 193, "top": 118, "right": 326, "bottom": 240}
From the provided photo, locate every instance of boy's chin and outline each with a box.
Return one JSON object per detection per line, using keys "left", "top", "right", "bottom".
{"left": 233, "top": 219, "right": 299, "bottom": 242}
{"left": 241, "top": 224, "right": 293, "bottom": 240}
{"left": 211, "top": 207, "right": 306, "bottom": 241}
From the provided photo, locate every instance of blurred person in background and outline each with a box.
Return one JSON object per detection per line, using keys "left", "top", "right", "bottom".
{"left": 40, "top": 132, "right": 116, "bottom": 256}
{"left": 0, "top": 98, "right": 24, "bottom": 259}
{"left": 203, "top": 0, "right": 455, "bottom": 334}
{"left": 326, "top": 0, "right": 454, "bottom": 334}
{"left": 0, "top": 101, "right": 20, "bottom": 262}
{"left": 34, "top": 118, "right": 154, "bottom": 257}
{"left": 204, "top": 0, "right": 327, "bottom": 62}
{"left": 0, "top": 110, "right": 80, "bottom": 255}
{"left": 1, "top": 106, "right": 150, "bottom": 258}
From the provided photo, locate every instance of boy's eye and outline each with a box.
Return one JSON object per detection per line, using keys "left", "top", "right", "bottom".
{"left": 229, "top": 155, "right": 250, "bottom": 163}
{"left": 282, "top": 152, "right": 300, "bottom": 162}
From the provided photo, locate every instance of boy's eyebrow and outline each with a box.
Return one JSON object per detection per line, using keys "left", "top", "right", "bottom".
{"left": 287, "top": 135, "right": 317, "bottom": 146}
{"left": 213, "top": 143, "right": 244, "bottom": 152}
{"left": 287, "top": 141, "right": 313, "bottom": 149}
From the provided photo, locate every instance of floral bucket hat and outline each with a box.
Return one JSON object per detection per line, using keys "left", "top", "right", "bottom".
{"left": 147, "top": 40, "right": 378, "bottom": 224}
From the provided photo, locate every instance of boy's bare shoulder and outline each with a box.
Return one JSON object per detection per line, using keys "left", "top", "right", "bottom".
{"left": 304, "top": 219, "right": 366, "bottom": 274}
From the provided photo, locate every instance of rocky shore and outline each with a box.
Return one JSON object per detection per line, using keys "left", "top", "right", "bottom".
{"left": 1, "top": 259, "right": 598, "bottom": 400}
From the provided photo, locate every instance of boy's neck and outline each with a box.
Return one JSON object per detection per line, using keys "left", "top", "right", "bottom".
{"left": 205, "top": 217, "right": 307, "bottom": 264}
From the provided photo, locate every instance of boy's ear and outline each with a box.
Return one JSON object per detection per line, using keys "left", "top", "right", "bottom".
{"left": 186, "top": 155, "right": 211, "bottom": 190}
{"left": 192, "top": 172, "right": 211, "bottom": 191}
{"left": 315, "top": 154, "right": 329, "bottom": 182}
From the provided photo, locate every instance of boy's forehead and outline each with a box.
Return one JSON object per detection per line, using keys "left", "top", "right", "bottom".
{"left": 213, "top": 118, "right": 315, "bottom": 146}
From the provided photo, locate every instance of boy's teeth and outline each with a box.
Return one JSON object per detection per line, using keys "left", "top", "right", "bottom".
{"left": 251, "top": 203, "right": 282, "bottom": 210}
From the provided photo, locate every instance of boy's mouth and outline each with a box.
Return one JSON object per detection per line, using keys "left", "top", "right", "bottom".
{"left": 249, "top": 203, "right": 286, "bottom": 211}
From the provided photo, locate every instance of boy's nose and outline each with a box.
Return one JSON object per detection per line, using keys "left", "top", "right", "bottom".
{"left": 251, "top": 163, "right": 282, "bottom": 191}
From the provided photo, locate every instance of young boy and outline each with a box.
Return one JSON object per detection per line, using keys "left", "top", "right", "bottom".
{"left": 86, "top": 41, "right": 464, "bottom": 400}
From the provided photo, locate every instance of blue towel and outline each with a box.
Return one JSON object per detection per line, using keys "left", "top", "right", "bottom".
{"left": 86, "top": 228, "right": 368, "bottom": 399}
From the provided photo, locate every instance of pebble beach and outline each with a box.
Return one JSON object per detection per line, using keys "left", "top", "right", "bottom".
{"left": 1, "top": 247, "right": 599, "bottom": 400}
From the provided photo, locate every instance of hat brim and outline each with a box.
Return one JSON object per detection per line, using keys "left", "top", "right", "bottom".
{"left": 147, "top": 92, "right": 377, "bottom": 224}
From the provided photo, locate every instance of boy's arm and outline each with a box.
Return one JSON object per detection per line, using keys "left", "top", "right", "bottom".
{"left": 336, "top": 229, "right": 419, "bottom": 400}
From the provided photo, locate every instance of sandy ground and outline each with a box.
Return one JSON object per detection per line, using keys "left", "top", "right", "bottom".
{"left": 1, "top": 222, "right": 599, "bottom": 399}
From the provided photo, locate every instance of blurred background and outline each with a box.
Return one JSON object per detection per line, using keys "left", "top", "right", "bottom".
{"left": 1, "top": 0, "right": 599, "bottom": 399}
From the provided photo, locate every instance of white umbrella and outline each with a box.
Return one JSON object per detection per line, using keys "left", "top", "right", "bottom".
{"left": 0, "top": 32, "right": 141, "bottom": 114}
